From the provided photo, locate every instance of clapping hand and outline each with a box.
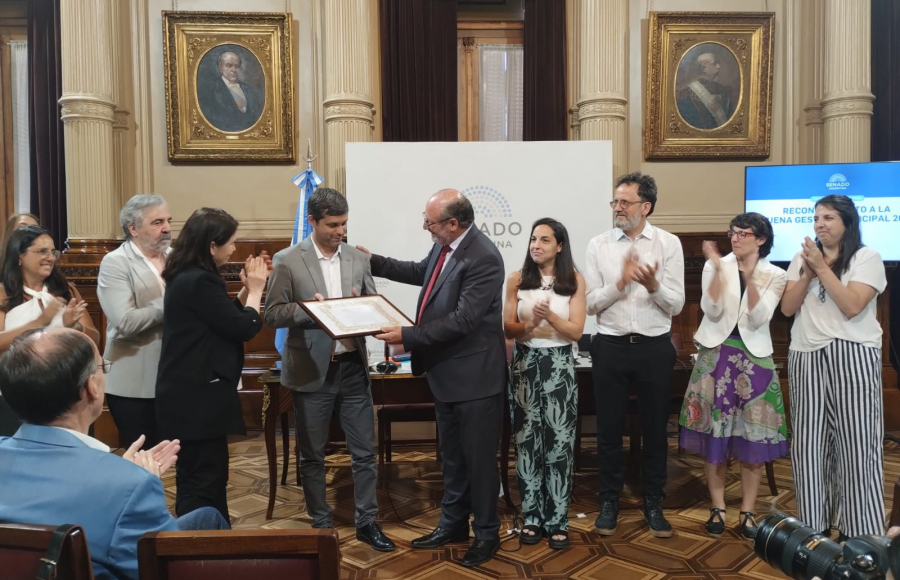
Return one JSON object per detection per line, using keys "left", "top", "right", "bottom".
{"left": 618, "top": 249, "right": 641, "bottom": 291}
{"left": 801, "top": 237, "right": 827, "bottom": 274}
{"left": 532, "top": 299, "right": 553, "bottom": 324}
{"left": 702, "top": 240, "right": 722, "bottom": 270}
{"left": 62, "top": 298, "right": 87, "bottom": 328}
{"left": 632, "top": 261, "right": 660, "bottom": 293}
{"left": 240, "top": 255, "right": 270, "bottom": 294}
{"left": 123, "top": 435, "right": 180, "bottom": 477}
{"left": 37, "top": 297, "right": 65, "bottom": 325}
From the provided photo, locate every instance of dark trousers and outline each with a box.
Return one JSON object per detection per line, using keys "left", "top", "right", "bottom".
{"left": 434, "top": 392, "right": 503, "bottom": 541}
{"left": 106, "top": 394, "right": 158, "bottom": 450}
{"left": 591, "top": 333, "right": 676, "bottom": 500}
{"left": 175, "top": 436, "right": 230, "bottom": 522}
{"left": 292, "top": 357, "right": 378, "bottom": 529}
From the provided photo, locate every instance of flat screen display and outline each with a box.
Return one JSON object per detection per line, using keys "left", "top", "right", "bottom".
{"left": 744, "top": 162, "right": 900, "bottom": 262}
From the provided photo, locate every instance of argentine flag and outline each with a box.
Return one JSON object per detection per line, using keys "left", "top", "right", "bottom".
{"left": 275, "top": 168, "right": 324, "bottom": 360}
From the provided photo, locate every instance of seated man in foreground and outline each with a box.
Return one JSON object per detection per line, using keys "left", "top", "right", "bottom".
{"left": 0, "top": 328, "right": 228, "bottom": 580}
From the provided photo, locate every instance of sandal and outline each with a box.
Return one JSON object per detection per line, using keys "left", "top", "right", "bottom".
{"left": 706, "top": 507, "right": 726, "bottom": 537}
{"left": 548, "top": 529, "right": 570, "bottom": 550}
{"left": 520, "top": 524, "right": 542, "bottom": 545}
{"left": 739, "top": 511, "right": 758, "bottom": 540}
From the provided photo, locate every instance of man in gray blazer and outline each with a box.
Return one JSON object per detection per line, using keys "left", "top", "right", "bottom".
{"left": 97, "top": 194, "right": 172, "bottom": 450}
{"left": 265, "top": 188, "right": 395, "bottom": 552}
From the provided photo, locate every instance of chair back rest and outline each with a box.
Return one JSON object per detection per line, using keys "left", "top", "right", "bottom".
{"left": 138, "top": 529, "right": 341, "bottom": 580}
{"left": 0, "top": 521, "right": 94, "bottom": 580}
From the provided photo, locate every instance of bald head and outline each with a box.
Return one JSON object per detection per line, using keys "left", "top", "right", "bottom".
{"left": 696, "top": 52, "right": 720, "bottom": 80}
{"left": 422, "top": 188, "right": 475, "bottom": 245}
{"left": 0, "top": 327, "right": 100, "bottom": 425}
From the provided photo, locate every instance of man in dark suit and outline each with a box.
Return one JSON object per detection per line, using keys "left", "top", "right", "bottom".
{"left": 265, "top": 188, "right": 395, "bottom": 552}
{"left": 364, "top": 189, "right": 506, "bottom": 567}
{"left": 196, "top": 50, "right": 263, "bottom": 132}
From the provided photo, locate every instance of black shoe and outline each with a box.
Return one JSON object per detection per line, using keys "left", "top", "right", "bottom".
{"left": 595, "top": 497, "right": 619, "bottom": 536}
{"left": 706, "top": 507, "right": 726, "bottom": 537}
{"left": 411, "top": 525, "right": 470, "bottom": 549}
{"left": 643, "top": 496, "right": 673, "bottom": 538}
{"left": 356, "top": 522, "right": 396, "bottom": 552}
{"left": 739, "top": 511, "right": 758, "bottom": 540}
{"left": 460, "top": 539, "right": 500, "bottom": 567}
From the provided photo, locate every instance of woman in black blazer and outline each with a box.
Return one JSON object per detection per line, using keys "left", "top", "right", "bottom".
{"left": 156, "top": 207, "right": 269, "bottom": 521}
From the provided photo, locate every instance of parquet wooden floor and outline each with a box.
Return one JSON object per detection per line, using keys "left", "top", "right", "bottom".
{"left": 159, "top": 432, "right": 900, "bottom": 579}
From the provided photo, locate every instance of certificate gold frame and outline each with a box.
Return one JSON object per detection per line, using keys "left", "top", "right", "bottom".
{"left": 644, "top": 12, "right": 774, "bottom": 160}
{"left": 162, "top": 11, "right": 294, "bottom": 163}
{"left": 300, "top": 295, "right": 414, "bottom": 340}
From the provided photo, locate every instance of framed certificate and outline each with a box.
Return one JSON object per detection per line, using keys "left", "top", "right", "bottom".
{"left": 299, "top": 295, "right": 414, "bottom": 339}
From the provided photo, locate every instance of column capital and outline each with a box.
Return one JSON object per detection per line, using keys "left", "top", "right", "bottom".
{"left": 576, "top": 96, "right": 627, "bottom": 122}
{"left": 59, "top": 95, "right": 116, "bottom": 123}
{"left": 113, "top": 110, "right": 130, "bottom": 130}
{"left": 323, "top": 96, "right": 375, "bottom": 124}
{"left": 804, "top": 105, "right": 823, "bottom": 126}
{"left": 821, "top": 94, "right": 875, "bottom": 121}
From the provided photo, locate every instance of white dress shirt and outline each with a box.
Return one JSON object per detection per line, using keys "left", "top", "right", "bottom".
{"left": 584, "top": 221, "right": 685, "bottom": 336}
{"left": 312, "top": 241, "right": 356, "bottom": 354}
{"left": 129, "top": 241, "right": 168, "bottom": 294}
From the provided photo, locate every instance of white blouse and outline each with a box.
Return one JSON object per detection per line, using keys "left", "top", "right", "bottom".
{"left": 516, "top": 277, "right": 573, "bottom": 348}
{"left": 3, "top": 286, "right": 65, "bottom": 331}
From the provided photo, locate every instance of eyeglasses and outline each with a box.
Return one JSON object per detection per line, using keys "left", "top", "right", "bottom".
{"left": 422, "top": 213, "right": 452, "bottom": 228}
{"left": 609, "top": 199, "right": 646, "bottom": 210}
{"left": 28, "top": 248, "right": 61, "bottom": 260}
{"left": 101, "top": 359, "right": 113, "bottom": 374}
{"left": 726, "top": 230, "right": 756, "bottom": 240}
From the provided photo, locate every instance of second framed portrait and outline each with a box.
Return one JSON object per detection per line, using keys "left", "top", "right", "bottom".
{"left": 163, "top": 11, "right": 295, "bottom": 162}
{"left": 644, "top": 12, "right": 775, "bottom": 160}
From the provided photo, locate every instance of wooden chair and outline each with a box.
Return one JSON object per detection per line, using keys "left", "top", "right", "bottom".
{"left": 0, "top": 521, "right": 94, "bottom": 580}
{"left": 138, "top": 529, "right": 340, "bottom": 580}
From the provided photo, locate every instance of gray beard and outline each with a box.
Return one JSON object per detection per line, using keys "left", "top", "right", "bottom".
{"left": 615, "top": 214, "right": 641, "bottom": 232}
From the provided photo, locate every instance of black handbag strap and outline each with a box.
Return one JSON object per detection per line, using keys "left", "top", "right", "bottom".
{"left": 37, "top": 524, "right": 78, "bottom": 580}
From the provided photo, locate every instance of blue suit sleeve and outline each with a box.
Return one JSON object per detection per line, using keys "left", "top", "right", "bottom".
{"left": 106, "top": 474, "right": 178, "bottom": 580}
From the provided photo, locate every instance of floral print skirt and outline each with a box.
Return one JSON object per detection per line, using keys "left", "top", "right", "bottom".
{"left": 679, "top": 336, "right": 788, "bottom": 465}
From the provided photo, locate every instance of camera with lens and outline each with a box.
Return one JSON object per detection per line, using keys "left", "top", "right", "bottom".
{"left": 755, "top": 512, "right": 897, "bottom": 580}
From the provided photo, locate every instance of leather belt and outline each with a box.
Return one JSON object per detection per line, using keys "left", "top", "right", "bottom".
{"left": 598, "top": 332, "right": 670, "bottom": 345}
{"left": 330, "top": 351, "right": 359, "bottom": 363}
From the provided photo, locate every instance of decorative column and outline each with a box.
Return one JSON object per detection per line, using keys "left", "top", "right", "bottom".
{"left": 566, "top": 0, "right": 581, "bottom": 141}
{"left": 822, "top": 0, "right": 874, "bottom": 163}
{"left": 802, "top": 0, "right": 825, "bottom": 163}
{"left": 59, "top": 0, "right": 120, "bottom": 249}
{"left": 576, "top": 0, "right": 628, "bottom": 180}
{"left": 322, "top": 0, "right": 376, "bottom": 195}
{"left": 110, "top": 0, "right": 133, "bottom": 213}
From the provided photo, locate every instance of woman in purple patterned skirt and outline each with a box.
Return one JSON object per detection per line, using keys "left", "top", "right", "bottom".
{"left": 679, "top": 213, "right": 788, "bottom": 539}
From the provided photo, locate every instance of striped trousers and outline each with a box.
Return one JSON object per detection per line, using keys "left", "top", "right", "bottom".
{"left": 788, "top": 339, "right": 884, "bottom": 536}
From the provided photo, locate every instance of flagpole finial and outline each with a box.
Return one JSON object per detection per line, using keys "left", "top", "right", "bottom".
{"left": 305, "top": 138, "right": 317, "bottom": 170}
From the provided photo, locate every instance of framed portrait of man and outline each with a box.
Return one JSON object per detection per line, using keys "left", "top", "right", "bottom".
{"left": 163, "top": 12, "right": 294, "bottom": 162}
{"left": 644, "top": 12, "right": 775, "bottom": 160}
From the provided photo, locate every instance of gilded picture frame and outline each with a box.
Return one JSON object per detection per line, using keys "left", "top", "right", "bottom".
{"left": 644, "top": 12, "right": 775, "bottom": 160}
{"left": 162, "top": 11, "right": 294, "bottom": 163}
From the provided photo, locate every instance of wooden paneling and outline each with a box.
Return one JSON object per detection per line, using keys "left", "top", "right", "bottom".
{"left": 58, "top": 234, "right": 898, "bottom": 447}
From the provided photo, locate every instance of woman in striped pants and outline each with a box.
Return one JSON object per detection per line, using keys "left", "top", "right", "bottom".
{"left": 781, "top": 194, "right": 887, "bottom": 538}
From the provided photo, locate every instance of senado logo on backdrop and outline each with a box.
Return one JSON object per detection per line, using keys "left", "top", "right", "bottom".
{"left": 826, "top": 173, "right": 850, "bottom": 191}
{"left": 461, "top": 185, "right": 522, "bottom": 249}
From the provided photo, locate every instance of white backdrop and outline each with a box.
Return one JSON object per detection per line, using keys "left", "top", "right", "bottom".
{"left": 345, "top": 141, "right": 613, "bottom": 358}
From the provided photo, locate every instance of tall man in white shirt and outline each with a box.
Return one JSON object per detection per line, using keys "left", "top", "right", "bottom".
{"left": 585, "top": 172, "right": 685, "bottom": 538}
{"left": 264, "top": 188, "right": 395, "bottom": 552}
{"left": 97, "top": 194, "right": 172, "bottom": 450}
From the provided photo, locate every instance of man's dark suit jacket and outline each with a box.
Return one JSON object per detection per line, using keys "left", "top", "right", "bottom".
{"left": 370, "top": 227, "right": 506, "bottom": 403}
{"left": 156, "top": 267, "right": 262, "bottom": 441}
{"left": 197, "top": 75, "right": 263, "bottom": 132}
